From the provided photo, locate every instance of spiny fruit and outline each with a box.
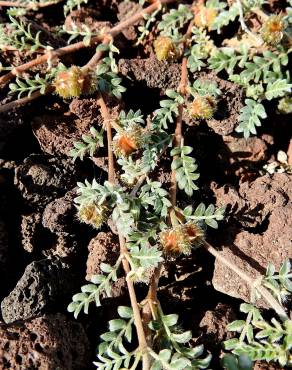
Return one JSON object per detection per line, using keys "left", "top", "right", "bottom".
{"left": 154, "top": 36, "right": 177, "bottom": 61}
{"left": 160, "top": 222, "right": 203, "bottom": 255}
{"left": 260, "top": 15, "right": 284, "bottom": 46}
{"left": 77, "top": 203, "right": 109, "bottom": 229}
{"left": 112, "top": 124, "right": 144, "bottom": 157}
{"left": 277, "top": 96, "right": 292, "bottom": 114}
{"left": 54, "top": 66, "right": 97, "bottom": 98}
{"left": 193, "top": 5, "right": 217, "bottom": 31}
{"left": 188, "top": 95, "right": 217, "bottom": 120}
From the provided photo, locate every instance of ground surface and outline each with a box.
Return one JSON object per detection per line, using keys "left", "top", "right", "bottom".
{"left": 0, "top": 0, "right": 291, "bottom": 369}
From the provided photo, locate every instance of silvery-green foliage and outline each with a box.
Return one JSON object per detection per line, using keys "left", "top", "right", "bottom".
{"left": 112, "top": 198, "right": 137, "bottom": 236}
{"left": 208, "top": 47, "right": 249, "bottom": 75}
{"left": 211, "top": 2, "right": 239, "bottom": 33}
{"left": 230, "top": 50, "right": 289, "bottom": 85}
{"left": 127, "top": 245, "right": 163, "bottom": 281}
{"left": 157, "top": 4, "right": 193, "bottom": 38}
{"left": 187, "top": 27, "right": 213, "bottom": 72}
{"left": 171, "top": 146, "right": 200, "bottom": 196}
{"left": 221, "top": 353, "right": 253, "bottom": 370}
{"left": 153, "top": 90, "right": 184, "bottom": 129}
{"left": 9, "top": 73, "right": 51, "bottom": 98}
{"left": 225, "top": 319, "right": 292, "bottom": 366}
{"left": 118, "top": 156, "right": 144, "bottom": 186}
{"left": 137, "top": 8, "right": 161, "bottom": 45}
{"left": 61, "top": 23, "right": 96, "bottom": 46}
{"left": 96, "top": 62, "right": 126, "bottom": 99}
{"left": 139, "top": 181, "right": 171, "bottom": 218}
{"left": 0, "top": 16, "right": 51, "bottom": 52}
{"left": 262, "top": 260, "right": 292, "bottom": 304}
{"left": 118, "top": 130, "right": 171, "bottom": 185}
{"left": 67, "top": 260, "right": 122, "bottom": 318}
{"left": 149, "top": 310, "right": 211, "bottom": 369}
{"left": 64, "top": 0, "right": 88, "bottom": 15}
{"left": 190, "top": 79, "right": 221, "bottom": 98}
{"left": 6, "top": 7, "right": 27, "bottom": 17}
{"left": 183, "top": 203, "right": 225, "bottom": 229}
{"left": 140, "top": 130, "right": 172, "bottom": 171}
{"left": 242, "top": 0, "right": 266, "bottom": 8}
{"left": 225, "top": 266, "right": 292, "bottom": 367}
{"left": 285, "top": 1, "right": 292, "bottom": 24}
{"left": 75, "top": 179, "right": 124, "bottom": 207}
{"left": 69, "top": 127, "right": 104, "bottom": 161}
{"left": 119, "top": 109, "right": 145, "bottom": 128}
{"left": 94, "top": 306, "right": 139, "bottom": 370}
{"left": 96, "top": 40, "right": 120, "bottom": 74}
{"left": 6, "top": 0, "right": 62, "bottom": 15}
{"left": 265, "top": 79, "right": 292, "bottom": 100}
{"left": 235, "top": 99, "right": 267, "bottom": 138}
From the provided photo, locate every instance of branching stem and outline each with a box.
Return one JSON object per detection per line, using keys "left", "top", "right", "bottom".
{"left": 0, "top": 0, "right": 175, "bottom": 88}
{"left": 98, "top": 93, "right": 151, "bottom": 370}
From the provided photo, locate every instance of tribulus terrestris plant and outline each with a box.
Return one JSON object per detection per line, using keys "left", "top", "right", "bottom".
{"left": 0, "top": 0, "right": 291, "bottom": 369}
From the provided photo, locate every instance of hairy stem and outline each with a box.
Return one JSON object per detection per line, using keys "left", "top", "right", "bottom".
{"left": 169, "top": 20, "right": 193, "bottom": 205}
{"left": 98, "top": 93, "right": 150, "bottom": 370}
{"left": 0, "top": 0, "right": 174, "bottom": 88}
{"left": 201, "top": 239, "right": 288, "bottom": 320}
{"left": 142, "top": 18, "right": 194, "bottom": 350}
{"left": 97, "top": 93, "right": 115, "bottom": 183}
{"left": 236, "top": 0, "right": 263, "bottom": 44}
{"left": 0, "top": 86, "right": 54, "bottom": 114}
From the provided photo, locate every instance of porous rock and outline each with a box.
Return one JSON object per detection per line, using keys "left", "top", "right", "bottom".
{"left": 32, "top": 111, "right": 90, "bottom": 156}
{"left": 199, "top": 303, "right": 236, "bottom": 346}
{"left": 1, "top": 257, "right": 75, "bottom": 323}
{"left": 207, "top": 77, "right": 244, "bottom": 136}
{"left": 21, "top": 212, "right": 42, "bottom": 253}
{"left": 117, "top": 1, "right": 142, "bottom": 40}
{"left": 254, "top": 361, "right": 282, "bottom": 370}
{"left": 86, "top": 232, "right": 120, "bottom": 281}
{"left": 223, "top": 136, "right": 269, "bottom": 163}
{"left": 119, "top": 57, "right": 181, "bottom": 91}
{"left": 42, "top": 189, "right": 76, "bottom": 234}
{"left": 43, "top": 234, "right": 79, "bottom": 259}
{"left": 0, "top": 313, "right": 90, "bottom": 369}
{"left": 14, "top": 155, "right": 76, "bottom": 209}
{"left": 213, "top": 173, "right": 291, "bottom": 228}
{"left": 86, "top": 232, "right": 127, "bottom": 298}
{"left": 212, "top": 174, "right": 292, "bottom": 305}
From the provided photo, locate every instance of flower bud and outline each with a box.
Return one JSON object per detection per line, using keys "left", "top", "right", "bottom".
{"left": 261, "top": 15, "right": 284, "bottom": 46}
{"left": 54, "top": 66, "right": 97, "bottom": 99}
{"left": 154, "top": 36, "right": 177, "bottom": 61}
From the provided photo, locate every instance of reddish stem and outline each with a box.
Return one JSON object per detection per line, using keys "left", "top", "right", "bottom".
{"left": 0, "top": 0, "right": 174, "bottom": 88}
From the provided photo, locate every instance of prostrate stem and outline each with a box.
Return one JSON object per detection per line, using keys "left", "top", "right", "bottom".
{"left": 201, "top": 239, "right": 288, "bottom": 320}
{"left": 0, "top": 0, "right": 174, "bottom": 88}
{"left": 97, "top": 92, "right": 151, "bottom": 370}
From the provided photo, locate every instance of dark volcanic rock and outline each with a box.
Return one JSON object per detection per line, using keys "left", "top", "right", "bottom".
{"left": 0, "top": 313, "right": 90, "bottom": 369}
{"left": 42, "top": 189, "right": 77, "bottom": 234}
{"left": 86, "top": 231, "right": 119, "bottom": 281}
{"left": 21, "top": 212, "right": 42, "bottom": 253}
{"left": 199, "top": 303, "right": 236, "bottom": 347}
{"left": 0, "top": 219, "right": 8, "bottom": 277}
{"left": 14, "top": 155, "right": 76, "bottom": 209}
{"left": 1, "top": 257, "right": 75, "bottom": 323}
